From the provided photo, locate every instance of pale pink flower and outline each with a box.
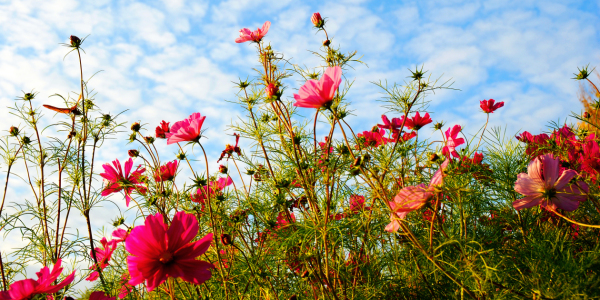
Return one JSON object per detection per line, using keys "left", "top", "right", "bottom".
{"left": 235, "top": 21, "right": 271, "bottom": 43}
{"left": 386, "top": 160, "right": 449, "bottom": 232}
{"left": 513, "top": 154, "right": 588, "bottom": 211}
{"left": 166, "top": 113, "right": 206, "bottom": 145}
{"left": 100, "top": 158, "right": 147, "bottom": 207}
{"left": 126, "top": 211, "right": 214, "bottom": 292}
{"left": 293, "top": 66, "right": 342, "bottom": 109}
{"left": 442, "top": 125, "right": 465, "bottom": 158}
{"left": 0, "top": 259, "right": 75, "bottom": 300}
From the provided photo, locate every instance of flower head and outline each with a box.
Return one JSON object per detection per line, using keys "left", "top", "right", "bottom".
{"left": 513, "top": 154, "right": 588, "bottom": 211}
{"left": 87, "top": 237, "right": 118, "bottom": 281}
{"left": 404, "top": 112, "right": 432, "bottom": 130}
{"left": 100, "top": 158, "right": 147, "bottom": 207}
{"left": 265, "top": 83, "right": 278, "bottom": 99}
{"left": 357, "top": 128, "right": 391, "bottom": 148}
{"left": 155, "top": 121, "right": 170, "bottom": 139}
{"left": 126, "top": 211, "right": 214, "bottom": 292}
{"left": 112, "top": 228, "right": 129, "bottom": 244}
{"left": 217, "top": 133, "right": 241, "bottom": 163}
{"left": 293, "top": 66, "right": 342, "bottom": 109}
{"left": 0, "top": 259, "right": 75, "bottom": 300}
{"left": 166, "top": 113, "right": 206, "bottom": 145}
{"left": 480, "top": 99, "right": 504, "bottom": 113}
{"left": 349, "top": 195, "right": 369, "bottom": 213}
{"left": 235, "top": 21, "right": 271, "bottom": 43}
{"left": 311, "top": 12, "right": 324, "bottom": 28}
{"left": 154, "top": 160, "right": 178, "bottom": 182}
{"left": 442, "top": 125, "right": 465, "bottom": 158}
{"left": 386, "top": 160, "right": 449, "bottom": 232}
{"left": 191, "top": 177, "right": 233, "bottom": 206}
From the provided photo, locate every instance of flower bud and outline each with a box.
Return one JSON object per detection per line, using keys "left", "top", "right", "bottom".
{"left": 176, "top": 152, "right": 186, "bottom": 160}
{"left": 144, "top": 136, "right": 155, "bottom": 144}
{"left": 67, "top": 131, "right": 76, "bottom": 139}
{"left": 128, "top": 149, "right": 139, "bottom": 158}
{"left": 9, "top": 126, "right": 19, "bottom": 137}
{"left": 429, "top": 153, "right": 439, "bottom": 162}
{"left": 265, "top": 83, "right": 279, "bottom": 99}
{"left": 583, "top": 111, "right": 591, "bottom": 119}
{"left": 23, "top": 93, "right": 35, "bottom": 101}
{"left": 371, "top": 125, "right": 380, "bottom": 133}
{"left": 131, "top": 122, "right": 141, "bottom": 132}
{"left": 220, "top": 233, "right": 233, "bottom": 246}
{"left": 128, "top": 133, "right": 137, "bottom": 143}
{"left": 69, "top": 35, "right": 81, "bottom": 47}
{"left": 219, "top": 165, "right": 228, "bottom": 174}
{"left": 433, "top": 122, "right": 444, "bottom": 130}
{"left": 323, "top": 39, "right": 330, "bottom": 47}
{"left": 311, "top": 12, "right": 324, "bottom": 28}
{"left": 21, "top": 136, "right": 31, "bottom": 145}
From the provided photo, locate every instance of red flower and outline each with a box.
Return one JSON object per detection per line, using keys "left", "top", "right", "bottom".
{"left": 349, "top": 195, "right": 369, "bottom": 213}
{"left": 357, "top": 129, "right": 392, "bottom": 148}
{"left": 155, "top": 121, "right": 170, "bottom": 139}
{"left": 265, "top": 83, "right": 278, "bottom": 99}
{"left": 276, "top": 211, "right": 296, "bottom": 229}
{"left": 393, "top": 131, "right": 416, "bottom": 143}
{"left": 218, "top": 133, "right": 242, "bottom": 163}
{"left": 404, "top": 112, "right": 432, "bottom": 130}
{"left": 0, "top": 259, "right": 75, "bottom": 300}
{"left": 154, "top": 160, "right": 178, "bottom": 182}
{"left": 311, "top": 12, "right": 324, "bottom": 27}
{"left": 125, "top": 212, "right": 214, "bottom": 292}
{"left": 442, "top": 125, "right": 465, "bottom": 158}
{"left": 480, "top": 99, "right": 504, "bottom": 113}
{"left": 293, "top": 66, "right": 342, "bottom": 109}
{"left": 100, "top": 158, "right": 147, "bottom": 207}
{"left": 86, "top": 237, "right": 118, "bottom": 281}
{"left": 235, "top": 21, "right": 271, "bottom": 43}
{"left": 89, "top": 291, "right": 116, "bottom": 300}
{"left": 166, "top": 113, "right": 206, "bottom": 145}
{"left": 377, "top": 115, "right": 403, "bottom": 132}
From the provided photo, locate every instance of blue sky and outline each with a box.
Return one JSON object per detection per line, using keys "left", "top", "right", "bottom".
{"left": 0, "top": 0, "right": 599, "bottom": 285}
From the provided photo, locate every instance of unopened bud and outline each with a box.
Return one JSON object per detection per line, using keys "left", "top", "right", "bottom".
{"left": 265, "top": 83, "right": 279, "bottom": 99}
{"left": 144, "top": 136, "right": 155, "bottom": 144}
{"left": 583, "top": 111, "right": 591, "bottom": 119}
{"left": 128, "top": 149, "right": 139, "bottom": 158}
{"left": 23, "top": 93, "right": 35, "bottom": 101}
{"left": 220, "top": 233, "right": 233, "bottom": 246}
{"left": 219, "top": 165, "right": 228, "bottom": 174}
{"left": 176, "top": 152, "right": 186, "bottom": 160}
{"left": 371, "top": 125, "right": 380, "bottom": 133}
{"left": 429, "top": 153, "right": 439, "bottom": 162}
{"left": 69, "top": 35, "right": 81, "bottom": 47}
{"left": 323, "top": 39, "right": 330, "bottom": 47}
{"left": 131, "top": 122, "right": 141, "bottom": 132}
{"left": 311, "top": 12, "right": 324, "bottom": 28}
{"left": 9, "top": 126, "right": 19, "bottom": 137}
{"left": 21, "top": 136, "right": 31, "bottom": 145}
{"left": 433, "top": 122, "right": 444, "bottom": 130}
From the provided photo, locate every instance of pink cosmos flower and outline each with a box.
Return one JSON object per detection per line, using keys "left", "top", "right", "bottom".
{"left": 87, "top": 237, "right": 118, "bottom": 281}
{"left": 100, "top": 158, "right": 147, "bottom": 207}
{"left": 513, "top": 154, "right": 588, "bottom": 211}
{"left": 0, "top": 259, "right": 75, "bottom": 300}
{"left": 235, "top": 21, "right": 271, "bottom": 43}
{"left": 405, "top": 112, "right": 432, "bottom": 130}
{"left": 357, "top": 128, "right": 392, "bottom": 148}
{"left": 442, "top": 125, "right": 465, "bottom": 158}
{"left": 386, "top": 160, "right": 449, "bottom": 232}
{"left": 118, "top": 274, "right": 133, "bottom": 299}
{"left": 480, "top": 99, "right": 504, "bottom": 113}
{"left": 191, "top": 177, "right": 233, "bottom": 206}
{"left": 126, "top": 211, "right": 214, "bottom": 292}
{"left": 154, "top": 160, "right": 178, "bottom": 182}
{"left": 349, "top": 195, "right": 369, "bottom": 213}
{"left": 89, "top": 291, "right": 116, "bottom": 300}
{"left": 112, "top": 228, "right": 129, "bottom": 244}
{"left": 166, "top": 113, "right": 206, "bottom": 145}
{"left": 293, "top": 66, "right": 342, "bottom": 109}
{"left": 155, "top": 121, "right": 170, "bottom": 139}
{"left": 378, "top": 115, "right": 403, "bottom": 132}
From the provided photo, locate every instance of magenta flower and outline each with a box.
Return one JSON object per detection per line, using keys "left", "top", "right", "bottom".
{"left": 192, "top": 177, "right": 233, "bottom": 205}
{"left": 126, "top": 211, "right": 214, "bottom": 292}
{"left": 349, "top": 195, "right": 369, "bottom": 213}
{"left": 513, "top": 154, "right": 588, "bottom": 211}
{"left": 100, "top": 158, "right": 147, "bottom": 207}
{"left": 442, "top": 125, "right": 465, "bottom": 158}
{"left": 154, "top": 160, "right": 178, "bottom": 182}
{"left": 405, "top": 112, "right": 432, "bottom": 130}
{"left": 166, "top": 112, "right": 206, "bottom": 145}
{"left": 480, "top": 99, "right": 504, "bottom": 113}
{"left": 112, "top": 228, "right": 129, "bottom": 244}
{"left": 235, "top": 21, "right": 271, "bottom": 43}
{"left": 293, "top": 66, "right": 342, "bottom": 109}
{"left": 386, "top": 160, "right": 449, "bottom": 232}
{"left": 0, "top": 259, "right": 75, "bottom": 300}
{"left": 357, "top": 128, "right": 392, "bottom": 148}
{"left": 87, "top": 237, "right": 118, "bottom": 281}
{"left": 118, "top": 274, "right": 134, "bottom": 299}
{"left": 89, "top": 291, "right": 116, "bottom": 300}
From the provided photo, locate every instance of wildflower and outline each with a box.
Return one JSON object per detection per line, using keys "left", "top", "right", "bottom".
{"left": 276, "top": 211, "right": 296, "bottom": 229}
{"left": 69, "top": 35, "right": 81, "bottom": 47}
{"left": 513, "top": 154, "right": 588, "bottom": 211}
{"left": 166, "top": 112, "right": 206, "bottom": 145}
{"left": 100, "top": 158, "right": 147, "bottom": 207}
{"left": 89, "top": 291, "right": 115, "bottom": 300}
{"left": 118, "top": 274, "right": 134, "bottom": 299}
{"left": 0, "top": 259, "right": 75, "bottom": 300}
{"left": 357, "top": 128, "right": 391, "bottom": 148}
{"left": 311, "top": 12, "right": 324, "bottom": 28}
{"left": 293, "top": 66, "right": 342, "bottom": 109}
{"left": 192, "top": 177, "right": 233, "bottom": 205}
{"left": 349, "top": 195, "right": 369, "bottom": 213}
{"left": 155, "top": 121, "right": 170, "bottom": 138}
{"left": 442, "top": 125, "right": 465, "bottom": 158}
{"left": 87, "top": 238, "right": 118, "bottom": 281}
{"left": 126, "top": 211, "right": 214, "bottom": 292}
{"left": 405, "top": 112, "right": 432, "bottom": 130}
{"left": 393, "top": 131, "right": 416, "bottom": 143}
{"left": 377, "top": 115, "right": 403, "bottom": 132}
{"left": 480, "top": 99, "right": 504, "bottom": 113}
{"left": 235, "top": 21, "right": 271, "bottom": 43}
{"left": 112, "top": 228, "right": 129, "bottom": 243}
{"left": 386, "top": 160, "right": 449, "bottom": 232}
{"left": 218, "top": 133, "right": 242, "bottom": 163}
{"left": 154, "top": 160, "right": 178, "bottom": 182}
{"left": 579, "top": 139, "right": 600, "bottom": 182}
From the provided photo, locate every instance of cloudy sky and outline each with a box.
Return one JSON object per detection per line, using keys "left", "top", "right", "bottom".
{"left": 0, "top": 0, "right": 599, "bottom": 287}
